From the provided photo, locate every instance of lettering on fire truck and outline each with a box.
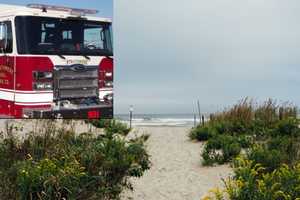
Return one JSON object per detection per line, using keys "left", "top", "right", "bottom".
{"left": 0, "top": 65, "right": 12, "bottom": 85}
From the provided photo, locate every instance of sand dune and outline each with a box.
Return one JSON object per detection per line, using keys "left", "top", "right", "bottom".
{"left": 122, "top": 127, "right": 232, "bottom": 200}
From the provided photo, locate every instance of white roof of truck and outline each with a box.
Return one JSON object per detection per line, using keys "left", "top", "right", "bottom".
{"left": 0, "top": 3, "right": 111, "bottom": 22}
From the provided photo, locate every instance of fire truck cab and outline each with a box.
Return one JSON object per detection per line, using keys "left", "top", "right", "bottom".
{"left": 0, "top": 4, "right": 113, "bottom": 119}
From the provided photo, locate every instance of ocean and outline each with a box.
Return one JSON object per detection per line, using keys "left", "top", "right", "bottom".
{"left": 115, "top": 113, "right": 205, "bottom": 127}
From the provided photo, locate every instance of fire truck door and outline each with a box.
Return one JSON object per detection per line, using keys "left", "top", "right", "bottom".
{"left": 0, "top": 21, "right": 14, "bottom": 116}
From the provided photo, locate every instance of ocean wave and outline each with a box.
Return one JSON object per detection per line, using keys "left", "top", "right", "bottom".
{"left": 115, "top": 114, "right": 206, "bottom": 127}
{"left": 122, "top": 121, "right": 192, "bottom": 127}
{"left": 120, "top": 118, "right": 199, "bottom": 127}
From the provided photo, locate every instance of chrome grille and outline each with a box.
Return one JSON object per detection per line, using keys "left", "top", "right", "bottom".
{"left": 59, "top": 88, "right": 98, "bottom": 99}
{"left": 56, "top": 70, "right": 98, "bottom": 79}
{"left": 59, "top": 79, "right": 98, "bottom": 89}
{"left": 54, "top": 65, "right": 99, "bottom": 100}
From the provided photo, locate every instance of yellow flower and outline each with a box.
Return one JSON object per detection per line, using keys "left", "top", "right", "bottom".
{"left": 26, "top": 153, "right": 33, "bottom": 160}
{"left": 209, "top": 188, "right": 219, "bottom": 194}
{"left": 236, "top": 180, "right": 244, "bottom": 188}
{"left": 80, "top": 172, "right": 86, "bottom": 176}
{"left": 208, "top": 187, "right": 224, "bottom": 200}
{"left": 74, "top": 159, "right": 79, "bottom": 165}
{"left": 201, "top": 195, "right": 212, "bottom": 200}
{"left": 21, "top": 170, "right": 29, "bottom": 176}
{"left": 273, "top": 191, "right": 288, "bottom": 199}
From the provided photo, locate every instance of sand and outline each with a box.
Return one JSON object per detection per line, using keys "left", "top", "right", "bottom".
{"left": 122, "top": 126, "right": 232, "bottom": 200}
{"left": 0, "top": 119, "right": 100, "bottom": 139}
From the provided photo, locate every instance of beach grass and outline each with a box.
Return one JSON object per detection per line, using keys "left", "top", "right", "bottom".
{"left": 191, "top": 98, "right": 300, "bottom": 200}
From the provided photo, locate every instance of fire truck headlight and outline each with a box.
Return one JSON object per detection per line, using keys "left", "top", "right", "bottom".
{"left": 105, "top": 72, "right": 112, "bottom": 78}
{"left": 34, "top": 71, "right": 53, "bottom": 80}
{"left": 104, "top": 81, "right": 113, "bottom": 87}
{"left": 104, "top": 93, "right": 113, "bottom": 102}
{"left": 34, "top": 82, "right": 53, "bottom": 90}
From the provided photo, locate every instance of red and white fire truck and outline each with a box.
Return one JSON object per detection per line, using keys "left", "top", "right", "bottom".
{"left": 0, "top": 4, "right": 113, "bottom": 119}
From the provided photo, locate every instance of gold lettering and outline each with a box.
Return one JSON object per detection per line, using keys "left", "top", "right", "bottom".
{"left": 0, "top": 65, "right": 13, "bottom": 74}
{"left": 0, "top": 79, "right": 9, "bottom": 85}
{"left": 0, "top": 73, "right": 6, "bottom": 78}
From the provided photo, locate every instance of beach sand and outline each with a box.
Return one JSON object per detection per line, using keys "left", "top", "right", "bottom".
{"left": 122, "top": 126, "right": 232, "bottom": 200}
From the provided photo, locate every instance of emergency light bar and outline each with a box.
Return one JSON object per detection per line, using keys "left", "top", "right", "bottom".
{"left": 27, "top": 4, "right": 98, "bottom": 16}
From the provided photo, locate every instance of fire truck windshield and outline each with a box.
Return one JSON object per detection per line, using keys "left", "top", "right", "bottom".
{"left": 15, "top": 16, "right": 113, "bottom": 56}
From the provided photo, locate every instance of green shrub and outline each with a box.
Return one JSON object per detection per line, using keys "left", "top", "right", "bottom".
{"left": 272, "top": 118, "right": 300, "bottom": 137}
{"left": 228, "top": 158, "right": 300, "bottom": 200}
{"left": 212, "top": 120, "right": 231, "bottom": 135}
{"left": 206, "top": 135, "right": 224, "bottom": 150}
{"left": 202, "top": 135, "right": 242, "bottom": 165}
{"left": 249, "top": 119, "right": 273, "bottom": 139}
{"left": 202, "top": 147, "right": 223, "bottom": 166}
{"left": 88, "top": 119, "right": 131, "bottom": 136}
{"left": 247, "top": 145, "right": 284, "bottom": 172}
{"left": 237, "top": 135, "right": 252, "bottom": 148}
{"left": 191, "top": 98, "right": 300, "bottom": 167}
{"left": 0, "top": 120, "right": 150, "bottom": 200}
{"left": 189, "top": 125, "right": 214, "bottom": 141}
{"left": 189, "top": 128, "right": 198, "bottom": 141}
{"left": 191, "top": 98, "right": 299, "bottom": 138}
{"left": 105, "top": 120, "right": 131, "bottom": 136}
{"left": 16, "top": 158, "right": 85, "bottom": 200}
{"left": 229, "top": 121, "right": 249, "bottom": 136}
{"left": 87, "top": 119, "right": 111, "bottom": 128}
{"left": 267, "top": 136, "right": 300, "bottom": 166}
{"left": 198, "top": 99, "right": 300, "bottom": 199}
{"left": 222, "top": 142, "right": 241, "bottom": 162}
{"left": 203, "top": 157, "right": 300, "bottom": 200}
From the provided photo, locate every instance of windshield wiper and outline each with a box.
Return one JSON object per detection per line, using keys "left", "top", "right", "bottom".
{"left": 82, "top": 54, "right": 91, "bottom": 60}
{"left": 54, "top": 50, "right": 66, "bottom": 59}
{"left": 58, "top": 54, "right": 66, "bottom": 59}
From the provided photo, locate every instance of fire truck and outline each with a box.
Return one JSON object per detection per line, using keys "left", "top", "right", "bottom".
{"left": 0, "top": 4, "right": 113, "bottom": 119}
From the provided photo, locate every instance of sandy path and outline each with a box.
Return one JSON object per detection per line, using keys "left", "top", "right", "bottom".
{"left": 122, "top": 126, "right": 232, "bottom": 200}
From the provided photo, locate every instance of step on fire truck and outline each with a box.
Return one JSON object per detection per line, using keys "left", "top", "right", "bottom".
{"left": 0, "top": 4, "right": 113, "bottom": 119}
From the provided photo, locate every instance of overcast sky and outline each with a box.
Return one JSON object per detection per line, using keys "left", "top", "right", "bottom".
{"left": 115, "top": 0, "right": 300, "bottom": 114}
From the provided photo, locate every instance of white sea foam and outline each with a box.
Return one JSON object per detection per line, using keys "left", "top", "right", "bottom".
{"left": 116, "top": 114, "right": 205, "bottom": 127}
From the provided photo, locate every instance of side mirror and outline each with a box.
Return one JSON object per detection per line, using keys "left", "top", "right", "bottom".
{"left": 0, "top": 23, "right": 8, "bottom": 51}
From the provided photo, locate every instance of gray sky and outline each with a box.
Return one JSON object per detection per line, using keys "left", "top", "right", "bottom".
{"left": 114, "top": 0, "right": 300, "bottom": 114}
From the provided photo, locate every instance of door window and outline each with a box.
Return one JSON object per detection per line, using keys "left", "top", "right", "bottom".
{"left": 0, "top": 21, "right": 12, "bottom": 53}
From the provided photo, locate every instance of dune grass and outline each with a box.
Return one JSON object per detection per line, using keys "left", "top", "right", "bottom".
{"left": 192, "top": 98, "right": 300, "bottom": 200}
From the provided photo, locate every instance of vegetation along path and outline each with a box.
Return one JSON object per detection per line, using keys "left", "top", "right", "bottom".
{"left": 122, "top": 126, "right": 232, "bottom": 200}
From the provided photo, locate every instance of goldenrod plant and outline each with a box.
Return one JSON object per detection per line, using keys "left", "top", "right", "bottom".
{"left": 202, "top": 157, "right": 300, "bottom": 200}
{"left": 0, "top": 120, "right": 150, "bottom": 200}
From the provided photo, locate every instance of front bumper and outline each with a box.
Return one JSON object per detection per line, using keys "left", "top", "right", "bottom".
{"left": 31, "top": 105, "right": 113, "bottom": 119}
